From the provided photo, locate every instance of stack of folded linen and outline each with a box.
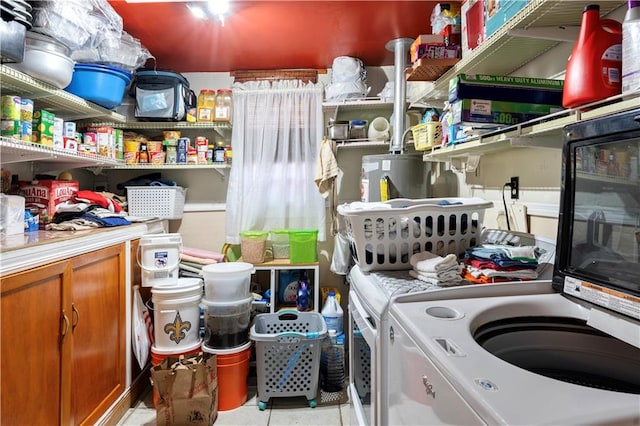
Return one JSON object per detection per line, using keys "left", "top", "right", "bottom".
{"left": 179, "top": 246, "right": 225, "bottom": 277}
{"left": 462, "top": 245, "right": 539, "bottom": 284}
{"left": 409, "top": 251, "right": 464, "bottom": 286}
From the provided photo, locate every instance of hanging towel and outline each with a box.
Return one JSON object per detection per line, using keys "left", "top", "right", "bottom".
{"left": 315, "top": 137, "right": 339, "bottom": 198}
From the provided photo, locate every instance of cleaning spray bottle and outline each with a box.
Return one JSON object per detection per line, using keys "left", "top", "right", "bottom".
{"left": 622, "top": 0, "right": 640, "bottom": 94}
{"left": 562, "top": 4, "right": 623, "bottom": 108}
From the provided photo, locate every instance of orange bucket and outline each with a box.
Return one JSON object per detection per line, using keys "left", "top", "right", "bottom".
{"left": 202, "top": 342, "right": 251, "bottom": 411}
{"left": 150, "top": 340, "right": 202, "bottom": 407}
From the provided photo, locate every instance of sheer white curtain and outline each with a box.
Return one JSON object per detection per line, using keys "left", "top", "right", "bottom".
{"left": 225, "top": 80, "right": 326, "bottom": 244}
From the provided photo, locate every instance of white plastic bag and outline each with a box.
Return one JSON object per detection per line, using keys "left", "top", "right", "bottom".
{"left": 132, "top": 285, "right": 153, "bottom": 370}
{"left": 330, "top": 232, "right": 351, "bottom": 275}
{"left": 325, "top": 56, "right": 369, "bottom": 101}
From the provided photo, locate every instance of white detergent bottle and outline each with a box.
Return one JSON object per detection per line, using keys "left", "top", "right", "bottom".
{"left": 321, "top": 291, "right": 343, "bottom": 335}
{"left": 623, "top": 0, "right": 640, "bottom": 94}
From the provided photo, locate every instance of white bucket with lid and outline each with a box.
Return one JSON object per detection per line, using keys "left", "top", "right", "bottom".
{"left": 151, "top": 277, "right": 203, "bottom": 350}
{"left": 201, "top": 262, "right": 255, "bottom": 302}
{"left": 138, "top": 233, "right": 182, "bottom": 287}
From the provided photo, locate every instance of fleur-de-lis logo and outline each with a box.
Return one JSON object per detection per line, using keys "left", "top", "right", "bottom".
{"left": 163, "top": 311, "right": 192, "bottom": 344}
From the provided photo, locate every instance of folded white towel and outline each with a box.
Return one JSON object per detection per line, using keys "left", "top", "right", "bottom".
{"left": 409, "top": 270, "right": 464, "bottom": 287}
{"left": 412, "top": 265, "right": 463, "bottom": 281}
{"left": 410, "top": 252, "right": 459, "bottom": 273}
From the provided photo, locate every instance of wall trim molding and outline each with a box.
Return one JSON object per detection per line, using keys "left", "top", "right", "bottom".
{"left": 523, "top": 202, "right": 559, "bottom": 218}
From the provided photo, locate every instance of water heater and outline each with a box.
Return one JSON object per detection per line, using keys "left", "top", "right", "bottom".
{"left": 360, "top": 154, "right": 429, "bottom": 202}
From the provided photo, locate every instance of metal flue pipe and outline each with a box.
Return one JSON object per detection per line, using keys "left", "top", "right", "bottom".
{"left": 385, "top": 37, "right": 414, "bottom": 154}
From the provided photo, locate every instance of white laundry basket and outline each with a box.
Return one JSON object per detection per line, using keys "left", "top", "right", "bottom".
{"left": 250, "top": 310, "right": 327, "bottom": 410}
{"left": 337, "top": 197, "right": 493, "bottom": 271}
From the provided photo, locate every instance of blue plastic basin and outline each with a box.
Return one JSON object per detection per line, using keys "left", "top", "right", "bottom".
{"left": 64, "top": 63, "right": 132, "bottom": 110}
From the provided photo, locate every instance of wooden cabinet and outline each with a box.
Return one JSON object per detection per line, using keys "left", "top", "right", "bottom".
{"left": 1, "top": 260, "right": 71, "bottom": 425}
{"left": 69, "top": 244, "right": 126, "bottom": 425}
{"left": 0, "top": 244, "right": 126, "bottom": 426}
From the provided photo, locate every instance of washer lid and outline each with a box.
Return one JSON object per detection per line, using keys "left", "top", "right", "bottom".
{"left": 553, "top": 108, "right": 640, "bottom": 322}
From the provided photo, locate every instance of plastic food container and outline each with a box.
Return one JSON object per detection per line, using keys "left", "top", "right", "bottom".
{"left": 288, "top": 229, "right": 318, "bottom": 264}
{"left": 239, "top": 230, "right": 268, "bottom": 264}
{"left": 349, "top": 120, "right": 368, "bottom": 139}
{"left": 270, "top": 229, "right": 290, "bottom": 259}
{"left": 201, "top": 262, "right": 254, "bottom": 302}
{"left": 64, "top": 63, "right": 132, "bottom": 109}
{"left": 202, "top": 296, "right": 253, "bottom": 349}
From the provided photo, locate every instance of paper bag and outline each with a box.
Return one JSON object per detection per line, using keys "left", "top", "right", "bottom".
{"left": 151, "top": 353, "right": 218, "bottom": 426}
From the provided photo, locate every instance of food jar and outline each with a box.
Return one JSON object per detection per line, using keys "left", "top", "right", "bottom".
{"left": 215, "top": 89, "right": 233, "bottom": 122}
{"left": 349, "top": 120, "right": 367, "bottom": 139}
{"left": 197, "top": 89, "right": 216, "bottom": 122}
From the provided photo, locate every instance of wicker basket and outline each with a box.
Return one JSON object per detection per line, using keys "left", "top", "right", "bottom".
{"left": 126, "top": 186, "right": 187, "bottom": 219}
{"left": 411, "top": 122, "right": 443, "bottom": 151}
{"left": 337, "top": 197, "right": 493, "bottom": 271}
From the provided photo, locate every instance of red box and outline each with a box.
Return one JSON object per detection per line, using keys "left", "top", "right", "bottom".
{"left": 19, "top": 180, "right": 79, "bottom": 227}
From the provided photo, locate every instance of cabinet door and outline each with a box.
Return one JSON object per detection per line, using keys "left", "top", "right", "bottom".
{"left": 70, "top": 244, "right": 126, "bottom": 426}
{"left": 1, "top": 261, "right": 72, "bottom": 426}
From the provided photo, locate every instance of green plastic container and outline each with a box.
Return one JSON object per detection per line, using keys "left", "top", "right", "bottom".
{"left": 240, "top": 230, "right": 268, "bottom": 264}
{"left": 289, "top": 229, "right": 318, "bottom": 264}
{"left": 270, "top": 229, "right": 290, "bottom": 259}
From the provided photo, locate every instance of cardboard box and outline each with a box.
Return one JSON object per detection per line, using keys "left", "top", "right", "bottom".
{"left": 19, "top": 180, "right": 79, "bottom": 227}
{"left": 485, "top": 0, "right": 529, "bottom": 40}
{"left": 461, "top": 0, "right": 485, "bottom": 57}
{"left": 32, "top": 109, "right": 55, "bottom": 147}
{"left": 449, "top": 73, "right": 564, "bottom": 104}
{"left": 451, "top": 98, "right": 562, "bottom": 126}
{"left": 410, "top": 34, "right": 445, "bottom": 62}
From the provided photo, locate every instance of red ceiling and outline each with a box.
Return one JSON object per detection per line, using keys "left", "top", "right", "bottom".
{"left": 108, "top": 1, "right": 439, "bottom": 73}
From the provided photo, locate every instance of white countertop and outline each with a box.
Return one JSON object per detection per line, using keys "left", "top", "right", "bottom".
{"left": 0, "top": 220, "right": 167, "bottom": 276}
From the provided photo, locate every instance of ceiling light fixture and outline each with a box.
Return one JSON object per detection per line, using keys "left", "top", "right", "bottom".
{"left": 186, "top": 0, "right": 230, "bottom": 25}
{"left": 187, "top": 3, "right": 208, "bottom": 19}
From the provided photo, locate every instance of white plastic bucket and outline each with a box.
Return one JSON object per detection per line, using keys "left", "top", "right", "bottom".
{"left": 138, "top": 233, "right": 182, "bottom": 287}
{"left": 201, "top": 262, "right": 255, "bottom": 302}
{"left": 151, "top": 278, "right": 203, "bottom": 350}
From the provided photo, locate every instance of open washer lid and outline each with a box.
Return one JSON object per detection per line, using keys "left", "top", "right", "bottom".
{"left": 553, "top": 108, "right": 640, "bottom": 322}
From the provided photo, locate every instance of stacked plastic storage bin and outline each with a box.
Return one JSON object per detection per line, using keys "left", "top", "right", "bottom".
{"left": 200, "top": 262, "right": 255, "bottom": 411}
{"left": 139, "top": 233, "right": 204, "bottom": 407}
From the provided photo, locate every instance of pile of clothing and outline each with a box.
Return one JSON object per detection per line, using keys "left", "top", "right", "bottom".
{"left": 409, "top": 251, "right": 464, "bottom": 286}
{"left": 462, "top": 245, "right": 540, "bottom": 284}
{"left": 48, "top": 190, "right": 130, "bottom": 230}
{"left": 179, "top": 246, "right": 225, "bottom": 278}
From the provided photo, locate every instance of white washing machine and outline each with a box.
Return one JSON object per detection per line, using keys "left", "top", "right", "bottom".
{"left": 348, "top": 235, "right": 554, "bottom": 426}
{"left": 348, "top": 267, "right": 439, "bottom": 426}
{"left": 385, "top": 108, "right": 640, "bottom": 425}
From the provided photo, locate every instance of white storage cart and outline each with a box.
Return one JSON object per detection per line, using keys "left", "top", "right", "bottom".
{"left": 250, "top": 310, "right": 327, "bottom": 410}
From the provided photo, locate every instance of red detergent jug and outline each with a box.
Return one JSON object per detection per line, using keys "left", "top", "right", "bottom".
{"left": 563, "top": 4, "right": 623, "bottom": 108}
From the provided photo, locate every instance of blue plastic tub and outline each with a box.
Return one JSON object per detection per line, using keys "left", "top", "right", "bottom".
{"left": 64, "top": 63, "right": 132, "bottom": 109}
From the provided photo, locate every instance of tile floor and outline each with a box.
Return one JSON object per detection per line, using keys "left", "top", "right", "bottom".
{"left": 116, "top": 378, "right": 350, "bottom": 426}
